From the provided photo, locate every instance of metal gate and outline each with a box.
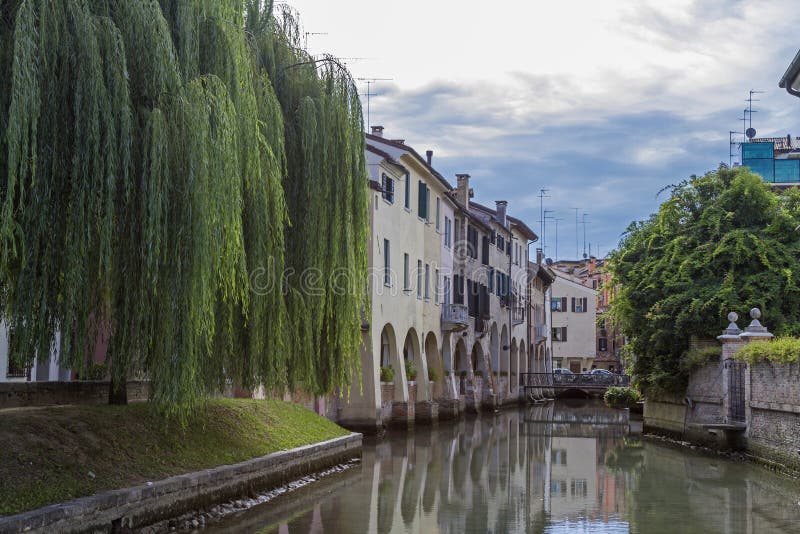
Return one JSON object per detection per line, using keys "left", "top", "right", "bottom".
{"left": 725, "top": 359, "right": 746, "bottom": 423}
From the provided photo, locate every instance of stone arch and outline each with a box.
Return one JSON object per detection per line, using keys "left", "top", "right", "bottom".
{"left": 519, "top": 340, "right": 527, "bottom": 374}
{"left": 489, "top": 322, "right": 499, "bottom": 371}
{"left": 471, "top": 341, "right": 485, "bottom": 376}
{"left": 454, "top": 338, "right": 469, "bottom": 374}
{"left": 510, "top": 338, "right": 519, "bottom": 393}
{"left": 403, "top": 328, "right": 428, "bottom": 400}
{"left": 500, "top": 324, "right": 509, "bottom": 377}
{"left": 380, "top": 323, "right": 406, "bottom": 401}
{"left": 424, "top": 331, "right": 442, "bottom": 400}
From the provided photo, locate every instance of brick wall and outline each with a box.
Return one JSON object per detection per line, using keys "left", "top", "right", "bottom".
{"left": 0, "top": 380, "right": 149, "bottom": 409}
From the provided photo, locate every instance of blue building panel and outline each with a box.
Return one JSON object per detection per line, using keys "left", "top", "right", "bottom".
{"left": 742, "top": 142, "right": 774, "bottom": 160}
{"left": 744, "top": 158, "right": 774, "bottom": 182}
{"left": 775, "top": 159, "right": 800, "bottom": 183}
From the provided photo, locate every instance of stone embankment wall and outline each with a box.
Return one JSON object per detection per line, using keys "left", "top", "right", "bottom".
{"left": 0, "top": 434, "right": 362, "bottom": 534}
{"left": 645, "top": 358, "right": 800, "bottom": 474}
{"left": 0, "top": 380, "right": 149, "bottom": 409}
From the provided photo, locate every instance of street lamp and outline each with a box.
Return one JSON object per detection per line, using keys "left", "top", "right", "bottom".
{"left": 779, "top": 49, "right": 800, "bottom": 98}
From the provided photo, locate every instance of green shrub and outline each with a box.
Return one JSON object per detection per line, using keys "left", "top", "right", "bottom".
{"left": 604, "top": 386, "right": 641, "bottom": 409}
{"left": 680, "top": 346, "right": 721, "bottom": 374}
{"left": 735, "top": 337, "right": 800, "bottom": 364}
{"left": 405, "top": 360, "right": 417, "bottom": 381}
{"left": 474, "top": 370, "right": 483, "bottom": 377}
{"left": 379, "top": 366, "right": 394, "bottom": 383}
{"left": 459, "top": 370, "right": 468, "bottom": 378}
{"left": 428, "top": 366, "right": 439, "bottom": 382}
{"left": 84, "top": 362, "right": 108, "bottom": 381}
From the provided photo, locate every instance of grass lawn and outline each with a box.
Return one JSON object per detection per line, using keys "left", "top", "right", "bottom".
{"left": 0, "top": 399, "right": 350, "bottom": 516}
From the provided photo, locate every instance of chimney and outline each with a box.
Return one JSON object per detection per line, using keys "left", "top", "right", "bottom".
{"left": 536, "top": 248, "right": 544, "bottom": 264}
{"left": 371, "top": 125, "right": 384, "bottom": 138}
{"left": 456, "top": 174, "right": 470, "bottom": 210}
{"left": 495, "top": 200, "right": 508, "bottom": 228}
{"left": 789, "top": 134, "right": 793, "bottom": 148}
{"left": 426, "top": 150, "right": 433, "bottom": 165}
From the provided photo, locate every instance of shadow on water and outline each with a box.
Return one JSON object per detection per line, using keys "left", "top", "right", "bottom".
{"left": 205, "top": 400, "right": 800, "bottom": 534}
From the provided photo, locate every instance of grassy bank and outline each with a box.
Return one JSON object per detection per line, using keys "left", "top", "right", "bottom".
{"left": 0, "top": 399, "right": 350, "bottom": 516}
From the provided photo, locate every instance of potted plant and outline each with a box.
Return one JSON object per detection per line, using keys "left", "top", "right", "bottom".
{"left": 428, "top": 366, "right": 439, "bottom": 382}
{"left": 405, "top": 360, "right": 418, "bottom": 381}
{"left": 380, "top": 365, "right": 394, "bottom": 383}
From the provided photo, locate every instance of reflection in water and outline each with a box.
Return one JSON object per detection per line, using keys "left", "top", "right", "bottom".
{"left": 207, "top": 401, "right": 800, "bottom": 534}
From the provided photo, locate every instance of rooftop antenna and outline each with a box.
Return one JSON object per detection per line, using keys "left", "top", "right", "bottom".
{"left": 537, "top": 189, "right": 550, "bottom": 251}
{"left": 543, "top": 209, "right": 555, "bottom": 255}
{"left": 303, "top": 31, "right": 328, "bottom": 51}
{"left": 581, "top": 213, "right": 590, "bottom": 259}
{"left": 747, "top": 90, "right": 764, "bottom": 132}
{"left": 729, "top": 130, "right": 741, "bottom": 167}
{"left": 571, "top": 208, "right": 580, "bottom": 259}
{"left": 549, "top": 217, "right": 564, "bottom": 261}
{"left": 357, "top": 77, "right": 393, "bottom": 131}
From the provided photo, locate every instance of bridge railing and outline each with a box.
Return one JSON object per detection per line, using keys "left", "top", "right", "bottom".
{"left": 520, "top": 372, "right": 630, "bottom": 388}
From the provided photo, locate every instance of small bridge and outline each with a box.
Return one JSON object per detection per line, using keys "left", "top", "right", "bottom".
{"left": 520, "top": 372, "right": 631, "bottom": 399}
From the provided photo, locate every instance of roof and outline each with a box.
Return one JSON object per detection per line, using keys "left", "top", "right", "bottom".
{"left": 528, "top": 261, "right": 555, "bottom": 285}
{"left": 365, "top": 144, "right": 408, "bottom": 173}
{"left": 366, "top": 133, "right": 454, "bottom": 192}
{"left": 469, "top": 201, "right": 538, "bottom": 242}
{"left": 779, "top": 49, "right": 800, "bottom": 89}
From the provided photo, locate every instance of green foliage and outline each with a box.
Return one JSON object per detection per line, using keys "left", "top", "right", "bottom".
{"left": 0, "top": 0, "right": 368, "bottom": 419}
{"left": 735, "top": 337, "right": 800, "bottom": 364}
{"left": 604, "top": 386, "right": 641, "bottom": 409}
{"left": 405, "top": 360, "right": 417, "bottom": 381}
{"left": 428, "top": 366, "right": 439, "bottom": 382}
{"left": 379, "top": 365, "right": 394, "bottom": 383}
{"left": 680, "top": 346, "right": 721, "bottom": 375}
{"left": 608, "top": 167, "right": 800, "bottom": 393}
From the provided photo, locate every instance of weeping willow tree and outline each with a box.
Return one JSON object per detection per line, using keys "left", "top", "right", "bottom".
{"left": 0, "top": 0, "right": 368, "bottom": 418}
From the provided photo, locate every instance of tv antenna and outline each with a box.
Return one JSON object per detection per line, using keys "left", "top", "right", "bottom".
{"left": 537, "top": 189, "right": 550, "bottom": 250}
{"left": 548, "top": 217, "right": 564, "bottom": 261}
{"left": 746, "top": 89, "right": 764, "bottom": 133}
{"left": 303, "top": 31, "right": 328, "bottom": 51}
{"left": 543, "top": 209, "right": 555, "bottom": 255}
{"left": 729, "top": 130, "right": 741, "bottom": 167}
{"left": 571, "top": 208, "right": 580, "bottom": 259}
{"left": 581, "top": 213, "right": 590, "bottom": 259}
{"left": 357, "top": 77, "right": 393, "bottom": 130}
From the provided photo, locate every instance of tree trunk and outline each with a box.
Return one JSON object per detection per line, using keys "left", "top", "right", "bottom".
{"left": 109, "top": 374, "right": 128, "bottom": 405}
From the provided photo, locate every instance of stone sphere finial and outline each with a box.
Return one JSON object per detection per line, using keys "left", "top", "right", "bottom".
{"left": 750, "top": 308, "right": 761, "bottom": 320}
{"left": 727, "top": 311, "right": 738, "bottom": 323}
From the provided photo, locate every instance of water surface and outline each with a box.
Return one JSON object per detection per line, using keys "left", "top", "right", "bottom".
{"left": 208, "top": 401, "right": 800, "bottom": 533}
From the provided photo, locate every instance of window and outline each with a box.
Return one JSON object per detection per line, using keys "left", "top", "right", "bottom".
{"left": 572, "top": 297, "right": 588, "bottom": 313}
{"left": 571, "top": 479, "right": 588, "bottom": 497}
{"left": 425, "top": 264, "right": 430, "bottom": 300}
{"left": 552, "top": 326, "right": 567, "bottom": 341}
{"left": 488, "top": 267, "right": 494, "bottom": 293}
{"left": 453, "top": 274, "right": 464, "bottom": 304}
{"left": 436, "top": 197, "right": 441, "bottom": 230}
{"left": 444, "top": 217, "right": 452, "bottom": 247}
{"left": 381, "top": 174, "right": 394, "bottom": 203}
{"left": 417, "top": 260, "right": 423, "bottom": 298}
{"left": 403, "top": 253, "right": 410, "bottom": 291}
{"left": 551, "top": 480, "right": 567, "bottom": 497}
{"left": 404, "top": 172, "right": 410, "bottom": 209}
{"left": 434, "top": 269, "right": 440, "bottom": 304}
{"left": 551, "top": 297, "right": 567, "bottom": 312}
{"left": 481, "top": 235, "right": 489, "bottom": 265}
{"left": 598, "top": 338, "right": 608, "bottom": 352}
{"left": 383, "top": 239, "right": 391, "bottom": 286}
{"left": 444, "top": 276, "right": 451, "bottom": 305}
{"left": 467, "top": 225, "right": 479, "bottom": 259}
{"left": 497, "top": 235, "right": 505, "bottom": 251}
{"left": 552, "top": 449, "right": 567, "bottom": 465}
{"left": 418, "top": 181, "right": 430, "bottom": 220}
{"left": 490, "top": 230, "right": 496, "bottom": 244}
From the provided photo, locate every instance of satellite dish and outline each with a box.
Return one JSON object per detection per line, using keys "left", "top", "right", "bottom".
{"left": 746, "top": 127, "right": 756, "bottom": 139}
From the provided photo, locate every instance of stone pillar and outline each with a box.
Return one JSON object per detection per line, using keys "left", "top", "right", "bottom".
{"left": 718, "top": 312, "right": 745, "bottom": 425}
{"left": 738, "top": 308, "right": 773, "bottom": 431}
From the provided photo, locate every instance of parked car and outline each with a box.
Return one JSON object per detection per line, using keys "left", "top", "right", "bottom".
{"left": 553, "top": 368, "right": 574, "bottom": 375}
{"left": 590, "top": 368, "right": 613, "bottom": 375}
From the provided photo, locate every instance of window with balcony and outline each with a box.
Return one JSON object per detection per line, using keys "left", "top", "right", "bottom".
{"left": 381, "top": 173, "right": 394, "bottom": 203}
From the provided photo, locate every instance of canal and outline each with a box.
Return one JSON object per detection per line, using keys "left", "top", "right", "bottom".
{"left": 207, "top": 401, "right": 800, "bottom": 533}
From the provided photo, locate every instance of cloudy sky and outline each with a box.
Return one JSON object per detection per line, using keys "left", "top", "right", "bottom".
{"left": 287, "top": 0, "right": 800, "bottom": 260}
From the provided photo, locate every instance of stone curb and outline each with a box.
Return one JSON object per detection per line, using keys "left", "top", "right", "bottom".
{"left": 0, "top": 433, "right": 362, "bottom": 534}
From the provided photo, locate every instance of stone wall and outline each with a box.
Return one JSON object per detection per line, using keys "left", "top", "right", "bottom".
{"left": 0, "top": 380, "right": 149, "bottom": 409}
{"left": 747, "top": 361, "right": 800, "bottom": 473}
{"left": 0, "top": 433, "right": 362, "bottom": 533}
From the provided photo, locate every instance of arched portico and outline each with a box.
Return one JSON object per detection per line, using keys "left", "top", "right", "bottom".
{"left": 510, "top": 338, "right": 518, "bottom": 393}
{"left": 380, "top": 323, "right": 407, "bottom": 402}
{"left": 403, "top": 328, "right": 429, "bottom": 401}
{"left": 489, "top": 323, "right": 499, "bottom": 371}
{"left": 424, "top": 331, "right": 441, "bottom": 400}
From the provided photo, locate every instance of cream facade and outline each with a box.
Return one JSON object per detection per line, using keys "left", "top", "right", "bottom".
{"left": 0, "top": 321, "right": 68, "bottom": 382}
{"left": 550, "top": 273, "right": 597, "bottom": 372}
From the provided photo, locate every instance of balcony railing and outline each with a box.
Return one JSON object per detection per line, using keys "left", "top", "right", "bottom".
{"left": 442, "top": 303, "right": 469, "bottom": 332}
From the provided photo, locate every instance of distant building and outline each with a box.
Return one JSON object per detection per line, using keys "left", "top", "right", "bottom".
{"left": 550, "top": 272, "right": 596, "bottom": 373}
{"left": 741, "top": 136, "right": 800, "bottom": 186}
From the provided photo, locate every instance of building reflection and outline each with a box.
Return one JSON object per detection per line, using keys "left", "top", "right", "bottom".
{"left": 211, "top": 401, "right": 800, "bottom": 534}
